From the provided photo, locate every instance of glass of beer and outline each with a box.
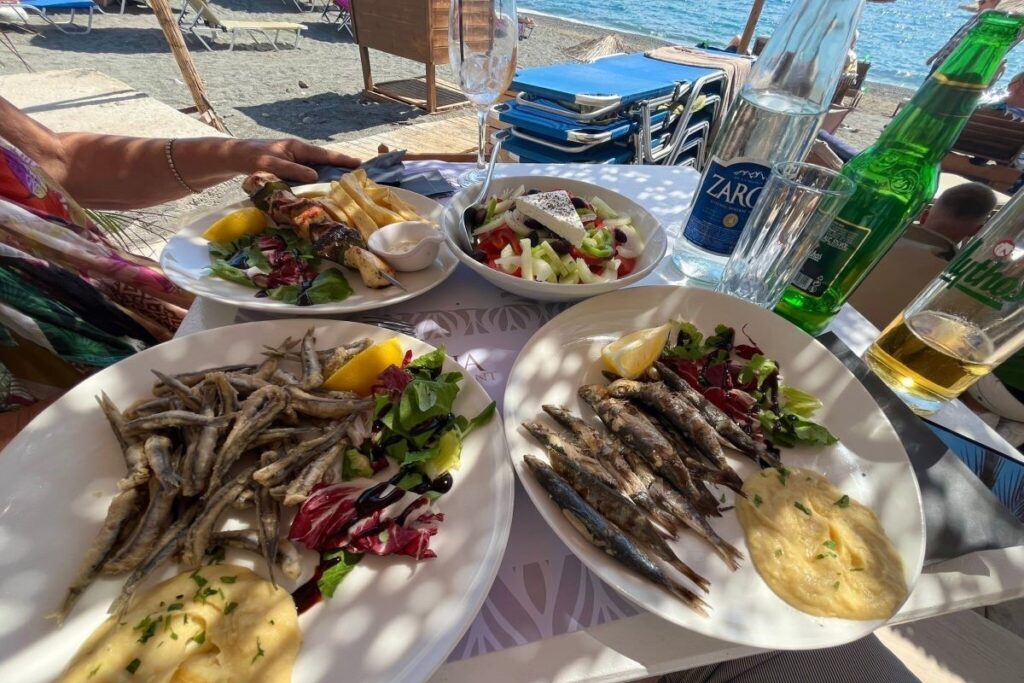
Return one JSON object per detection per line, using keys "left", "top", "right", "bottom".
{"left": 865, "top": 190, "right": 1024, "bottom": 415}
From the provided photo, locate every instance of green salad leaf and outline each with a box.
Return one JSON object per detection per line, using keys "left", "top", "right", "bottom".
{"left": 342, "top": 448, "right": 373, "bottom": 480}
{"left": 267, "top": 285, "right": 300, "bottom": 304}
{"left": 663, "top": 321, "right": 704, "bottom": 359}
{"left": 760, "top": 410, "right": 838, "bottom": 448}
{"left": 409, "top": 346, "right": 447, "bottom": 373}
{"left": 208, "top": 260, "right": 254, "bottom": 287}
{"left": 305, "top": 269, "right": 353, "bottom": 305}
{"left": 318, "top": 551, "right": 363, "bottom": 599}
{"left": 780, "top": 385, "right": 823, "bottom": 418}
{"left": 738, "top": 354, "right": 778, "bottom": 389}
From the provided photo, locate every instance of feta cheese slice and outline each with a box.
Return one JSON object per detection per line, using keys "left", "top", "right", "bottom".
{"left": 515, "top": 191, "right": 587, "bottom": 247}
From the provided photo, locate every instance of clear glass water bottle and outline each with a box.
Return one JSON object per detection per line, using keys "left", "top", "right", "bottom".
{"left": 672, "top": 0, "right": 866, "bottom": 286}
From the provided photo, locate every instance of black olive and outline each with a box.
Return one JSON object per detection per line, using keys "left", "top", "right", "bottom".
{"left": 464, "top": 205, "right": 488, "bottom": 228}
{"left": 255, "top": 290, "right": 269, "bottom": 298}
{"left": 527, "top": 188, "right": 541, "bottom": 195}
{"left": 524, "top": 217, "right": 544, "bottom": 231}
{"left": 529, "top": 232, "right": 542, "bottom": 246}
{"left": 471, "top": 249, "right": 489, "bottom": 263}
{"left": 549, "top": 240, "right": 571, "bottom": 255}
{"left": 570, "top": 196, "right": 587, "bottom": 209}
{"left": 614, "top": 228, "right": 628, "bottom": 243}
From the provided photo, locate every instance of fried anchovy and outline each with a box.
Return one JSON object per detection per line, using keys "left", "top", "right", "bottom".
{"left": 209, "top": 385, "right": 287, "bottom": 490}
{"left": 299, "top": 328, "right": 324, "bottom": 390}
{"left": 123, "top": 396, "right": 178, "bottom": 419}
{"left": 257, "top": 337, "right": 296, "bottom": 381}
{"left": 320, "top": 339, "right": 372, "bottom": 377}
{"left": 181, "top": 465, "right": 258, "bottom": 568}
{"left": 187, "top": 409, "right": 221, "bottom": 496}
{"left": 284, "top": 385, "right": 372, "bottom": 419}
{"left": 144, "top": 435, "right": 182, "bottom": 493}
{"left": 609, "top": 379, "right": 745, "bottom": 492}
{"left": 151, "top": 370, "right": 202, "bottom": 411}
{"left": 233, "top": 487, "right": 255, "bottom": 510}
{"left": 210, "top": 530, "right": 301, "bottom": 581}
{"left": 579, "top": 385, "right": 712, "bottom": 515}
{"left": 207, "top": 371, "right": 239, "bottom": 414}
{"left": 51, "top": 485, "right": 144, "bottom": 625}
{"left": 270, "top": 368, "right": 301, "bottom": 386}
{"left": 255, "top": 473, "right": 280, "bottom": 587}
{"left": 103, "top": 479, "right": 177, "bottom": 574}
{"left": 624, "top": 450, "right": 743, "bottom": 571}
{"left": 283, "top": 441, "right": 346, "bottom": 507}
{"left": 547, "top": 447, "right": 709, "bottom": 591}
{"left": 652, "top": 362, "right": 780, "bottom": 467}
{"left": 117, "top": 442, "right": 151, "bottom": 491}
{"left": 124, "top": 410, "right": 226, "bottom": 435}
{"left": 249, "top": 427, "right": 319, "bottom": 448}
{"left": 253, "top": 421, "right": 348, "bottom": 487}
{"left": 524, "top": 455, "right": 708, "bottom": 615}
{"left": 97, "top": 394, "right": 149, "bottom": 488}
{"left": 109, "top": 505, "right": 199, "bottom": 617}
{"left": 225, "top": 372, "right": 272, "bottom": 396}
{"left": 540, "top": 406, "right": 682, "bottom": 537}
{"left": 168, "top": 364, "right": 256, "bottom": 388}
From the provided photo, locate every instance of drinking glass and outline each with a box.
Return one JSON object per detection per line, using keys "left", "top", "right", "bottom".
{"left": 449, "top": 0, "right": 517, "bottom": 187}
{"left": 717, "top": 161, "right": 855, "bottom": 308}
{"left": 865, "top": 188, "right": 1024, "bottom": 415}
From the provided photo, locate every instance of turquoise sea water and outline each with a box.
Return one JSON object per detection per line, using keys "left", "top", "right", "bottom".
{"left": 520, "top": 0, "right": 1024, "bottom": 90}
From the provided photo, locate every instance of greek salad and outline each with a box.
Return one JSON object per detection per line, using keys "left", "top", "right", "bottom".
{"left": 464, "top": 187, "right": 645, "bottom": 284}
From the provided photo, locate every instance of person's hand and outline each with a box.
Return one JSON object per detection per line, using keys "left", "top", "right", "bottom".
{"left": 232, "top": 139, "right": 360, "bottom": 183}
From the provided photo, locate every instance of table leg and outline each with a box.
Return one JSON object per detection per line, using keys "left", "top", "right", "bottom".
{"left": 359, "top": 45, "right": 374, "bottom": 92}
{"left": 426, "top": 61, "right": 437, "bottom": 113}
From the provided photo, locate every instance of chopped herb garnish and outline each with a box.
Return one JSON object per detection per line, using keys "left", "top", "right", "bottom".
{"left": 192, "top": 631, "right": 206, "bottom": 645}
{"left": 190, "top": 571, "right": 208, "bottom": 589}
{"left": 184, "top": 614, "right": 189, "bottom": 624}
{"left": 815, "top": 553, "right": 826, "bottom": 560}
{"left": 720, "top": 493, "right": 726, "bottom": 503}
{"left": 823, "top": 540, "right": 837, "bottom": 551}
{"left": 833, "top": 581, "right": 840, "bottom": 589}
{"left": 220, "top": 575, "right": 238, "bottom": 584}
{"left": 126, "top": 658, "right": 141, "bottom": 675}
{"left": 135, "top": 616, "right": 158, "bottom": 644}
{"left": 167, "top": 602, "right": 184, "bottom": 611}
{"left": 851, "top": 567, "right": 864, "bottom": 572}
{"left": 794, "top": 501, "right": 812, "bottom": 516}
{"left": 224, "top": 601, "right": 239, "bottom": 615}
{"left": 252, "top": 637, "right": 266, "bottom": 665}
{"left": 171, "top": 632, "right": 179, "bottom": 640}
{"left": 176, "top": 594, "right": 184, "bottom": 600}
{"left": 269, "top": 619, "right": 275, "bottom": 625}
{"left": 774, "top": 549, "right": 783, "bottom": 558}
{"left": 87, "top": 664, "right": 101, "bottom": 678}
{"left": 776, "top": 467, "right": 791, "bottom": 486}
{"left": 834, "top": 495, "right": 850, "bottom": 508}
{"left": 753, "top": 494, "right": 763, "bottom": 508}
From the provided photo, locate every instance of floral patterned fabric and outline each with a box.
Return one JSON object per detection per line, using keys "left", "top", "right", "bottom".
{"left": 0, "top": 136, "right": 194, "bottom": 407}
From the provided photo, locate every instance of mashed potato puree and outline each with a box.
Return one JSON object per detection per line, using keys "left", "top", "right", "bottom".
{"left": 61, "top": 565, "right": 299, "bottom": 682}
{"left": 736, "top": 466, "right": 907, "bottom": 620}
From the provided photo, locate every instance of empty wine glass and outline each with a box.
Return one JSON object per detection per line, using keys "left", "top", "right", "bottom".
{"left": 449, "top": 0, "right": 517, "bottom": 187}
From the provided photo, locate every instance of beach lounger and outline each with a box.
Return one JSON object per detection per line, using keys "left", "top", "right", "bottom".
{"left": 0, "top": 0, "right": 96, "bottom": 33}
{"left": 178, "top": 0, "right": 305, "bottom": 51}
{"left": 320, "top": 0, "right": 350, "bottom": 35}
{"left": 502, "top": 53, "right": 725, "bottom": 167}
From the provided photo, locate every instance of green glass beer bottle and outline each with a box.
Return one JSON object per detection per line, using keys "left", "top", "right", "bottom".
{"left": 775, "top": 8, "right": 1024, "bottom": 335}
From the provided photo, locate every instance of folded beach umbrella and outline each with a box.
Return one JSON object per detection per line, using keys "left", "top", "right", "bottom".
{"left": 564, "top": 34, "right": 635, "bottom": 63}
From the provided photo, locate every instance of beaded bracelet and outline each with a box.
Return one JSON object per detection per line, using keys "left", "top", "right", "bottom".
{"left": 165, "top": 139, "right": 199, "bottom": 194}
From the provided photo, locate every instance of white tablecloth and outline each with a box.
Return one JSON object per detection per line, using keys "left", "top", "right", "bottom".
{"left": 176, "top": 163, "right": 1024, "bottom": 683}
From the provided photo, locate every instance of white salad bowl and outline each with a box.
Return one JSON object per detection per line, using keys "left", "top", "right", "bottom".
{"left": 443, "top": 176, "right": 667, "bottom": 302}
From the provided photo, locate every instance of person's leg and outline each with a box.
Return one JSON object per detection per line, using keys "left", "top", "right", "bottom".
{"left": 661, "top": 635, "right": 920, "bottom": 683}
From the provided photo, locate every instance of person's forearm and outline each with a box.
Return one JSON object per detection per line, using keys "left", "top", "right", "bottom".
{"left": 57, "top": 134, "right": 249, "bottom": 210}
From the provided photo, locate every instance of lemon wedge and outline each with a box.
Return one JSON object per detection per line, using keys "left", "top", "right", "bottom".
{"left": 322, "top": 337, "right": 405, "bottom": 395}
{"left": 201, "top": 207, "right": 268, "bottom": 242}
{"left": 601, "top": 323, "right": 673, "bottom": 379}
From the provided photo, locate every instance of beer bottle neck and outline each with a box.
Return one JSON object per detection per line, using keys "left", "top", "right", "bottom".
{"left": 876, "top": 11, "right": 1024, "bottom": 162}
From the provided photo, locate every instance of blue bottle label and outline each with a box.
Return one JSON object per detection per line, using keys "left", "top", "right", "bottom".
{"left": 682, "top": 157, "right": 771, "bottom": 256}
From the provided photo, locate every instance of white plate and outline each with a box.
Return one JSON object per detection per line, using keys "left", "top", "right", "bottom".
{"left": 161, "top": 184, "right": 458, "bottom": 314}
{"left": 443, "top": 176, "right": 667, "bottom": 302}
{"left": 504, "top": 286, "right": 926, "bottom": 650}
{"left": 0, "top": 320, "right": 514, "bottom": 683}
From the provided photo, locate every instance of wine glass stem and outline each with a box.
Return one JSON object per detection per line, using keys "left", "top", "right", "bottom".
{"left": 476, "top": 107, "right": 488, "bottom": 171}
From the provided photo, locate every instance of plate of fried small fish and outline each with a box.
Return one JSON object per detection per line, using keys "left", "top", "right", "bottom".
{"left": 505, "top": 285, "right": 925, "bottom": 650}
{"left": 0, "top": 319, "right": 513, "bottom": 683}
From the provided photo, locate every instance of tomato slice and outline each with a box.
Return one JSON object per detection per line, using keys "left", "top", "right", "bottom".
{"left": 570, "top": 247, "right": 604, "bottom": 267}
{"left": 617, "top": 257, "right": 637, "bottom": 277}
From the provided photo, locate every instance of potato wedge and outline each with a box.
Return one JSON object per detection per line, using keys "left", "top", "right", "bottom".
{"left": 317, "top": 197, "right": 349, "bottom": 223}
{"left": 358, "top": 172, "right": 426, "bottom": 222}
{"left": 340, "top": 173, "right": 403, "bottom": 227}
{"left": 328, "top": 182, "right": 377, "bottom": 240}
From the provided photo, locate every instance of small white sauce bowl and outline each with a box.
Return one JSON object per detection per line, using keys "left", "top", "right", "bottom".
{"left": 368, "top": 221, "right": 445, "bottom": 272}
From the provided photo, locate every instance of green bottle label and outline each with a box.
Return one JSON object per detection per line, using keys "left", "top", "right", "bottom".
{"left": 790, "top": 217, "right": 872, "bottom": 297}
{"left": 939, "top": 239, "right": 1024, "bottom": 309}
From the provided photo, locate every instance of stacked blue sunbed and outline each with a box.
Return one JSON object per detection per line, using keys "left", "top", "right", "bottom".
{"left": 496, "top": 52, "right": 727, "bottom": 168}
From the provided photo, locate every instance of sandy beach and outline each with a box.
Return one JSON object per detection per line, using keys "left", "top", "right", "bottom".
{"left": 0, "top": 4, "right": 909, "bottom": 232}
